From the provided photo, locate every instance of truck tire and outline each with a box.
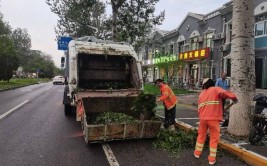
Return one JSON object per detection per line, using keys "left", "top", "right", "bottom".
{"left": 64, "top": 104, "right": 72, "bottom": 116}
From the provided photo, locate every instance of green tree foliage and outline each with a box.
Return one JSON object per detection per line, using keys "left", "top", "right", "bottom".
{"left": 117, "top": 0, "right": 165, "bottom": 50}
{"left": 11, "top": 28, "right": 32, "bottom": 69}
{"left": 46, "top": 0, "right": 164, "bottom": 51}
{"left": 26, "top": 50, "right": 57, "bottom": 78}
{"left": 0, "top": 12, "right": 58, "bottom": 80}
{"left": 110, "top": 0, "right": 126, "bottom": 41}
{"left": 46, "top": 0, "right": 108, "bottom": 39}
{"left": 0, "top": 36, "right": 18, "bottom": 82}
{"left": 0, "top": 14, "right": 19, "bottom": 82}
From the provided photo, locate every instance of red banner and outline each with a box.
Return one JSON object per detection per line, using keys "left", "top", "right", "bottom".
{"left": 179, "top": 47, "right": 210, "bottom": 61}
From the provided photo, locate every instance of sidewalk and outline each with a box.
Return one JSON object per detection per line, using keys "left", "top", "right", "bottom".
{"left": 176, "top": 92, "right": 267, "bottom": 166}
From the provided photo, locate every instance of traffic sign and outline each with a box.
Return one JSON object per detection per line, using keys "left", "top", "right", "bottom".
{"left": 57, "top": 36, "right": 72, "bottom": 50}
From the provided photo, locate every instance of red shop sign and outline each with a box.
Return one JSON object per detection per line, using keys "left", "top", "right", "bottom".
{"left": 179, "top": 47, "right": 210, "bottom": 61}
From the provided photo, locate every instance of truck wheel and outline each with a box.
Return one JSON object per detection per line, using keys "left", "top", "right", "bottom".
{"left": 64, "top": 104, "right": 72, "bottom": 116}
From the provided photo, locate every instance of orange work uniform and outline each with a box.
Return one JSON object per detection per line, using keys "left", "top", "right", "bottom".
{"left": 159, "top": 84, "right": 177, "bottom": 110}
{"left": 159, "top": 84, "right": 177, "bottom": 128}
{"left": 194, "top": 87, "right": 237, "bottom": 164}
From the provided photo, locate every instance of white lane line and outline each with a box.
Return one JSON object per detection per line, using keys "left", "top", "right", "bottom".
{"left": 45, "top": 86, "right": 52, "bottom": 91}
{"left": 0, "top": 100, "right": 29, "bottom": 120}
{"left": 20, "top": 89, "right": 32, "bottom": 92}
{"left": 102, "top": 143, "right": 120, "bottom": 166}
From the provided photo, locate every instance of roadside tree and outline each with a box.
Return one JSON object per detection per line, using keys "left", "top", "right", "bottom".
{"left": 46, "top": 0, "right": 107, "bottom": 39}
{"left": 116, "top": 0, "right": 165, "bottom": 50}
{"left": 11, "top": 28, "right": 32, "bottom": 72}
{"left": 0, "top": 14, "right": 19, "bottom": 82}
{"left": 228, "top": 0, "right": 255, "bottom": 136}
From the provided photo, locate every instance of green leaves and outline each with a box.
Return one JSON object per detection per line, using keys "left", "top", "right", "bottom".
{"left": 116, "top": 0, "right": 165, "bottom": 50}
{"left": 94, "top": 112, "right": 137, "bottom": 124}
{"left": 153, "top": 129, "right": 198, "bottom": 155}
{"left": 132, "top": 92, "right": 157, "bottom": 115}
{"left": 46, "top": 0, "right": 107, "bottom": 39}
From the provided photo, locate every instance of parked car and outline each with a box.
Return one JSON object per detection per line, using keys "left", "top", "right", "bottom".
{"left": 52, "top": 76, "right": 65, "bottom": 85}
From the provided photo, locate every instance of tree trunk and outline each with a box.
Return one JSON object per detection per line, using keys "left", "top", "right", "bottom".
{"left": 227, "top": 0, "right": 255, "bottom": 136}
{"left": 112, "top": 6, "right": 118, "bottom": 42}
{"left": 111, "top": 0, "right": 126, "bottom": 41}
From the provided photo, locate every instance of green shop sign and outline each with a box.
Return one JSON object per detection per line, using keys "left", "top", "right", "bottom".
{"left": 153, "top": 55, "right": 177, "bottom": 64}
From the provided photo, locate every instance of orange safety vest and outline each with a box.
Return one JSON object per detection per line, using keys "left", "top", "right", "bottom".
{"left": 198, "top": 87, "right": 237, "bottom": 121}
{"left": 159, "top": 84, "right": 177, "bottom": 110}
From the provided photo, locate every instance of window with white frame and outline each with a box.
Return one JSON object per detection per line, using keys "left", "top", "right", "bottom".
{"left": 169, "top": 44, "right": 174, "bottom": 54}
{"left": 255, "top": 21, "right": 266, "bottom": 36}
{"left": 190, "top": 37, "right": 199, "bottom": 50}
{"left": 177, "top": 41, "right": 185, "bottom": 53}
{"left": 184, "top": 44, "right": 189, "bottom": 52}
{"left": 203, "top": 33, "right": 213, "bottom": 48}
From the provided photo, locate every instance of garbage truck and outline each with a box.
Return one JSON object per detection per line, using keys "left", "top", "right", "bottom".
{"left": 63, "top": 36, "right": 161, "bottom": 143}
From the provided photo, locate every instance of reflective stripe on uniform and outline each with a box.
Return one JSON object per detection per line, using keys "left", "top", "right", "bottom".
{"left": 195, "top": 142, "right": 204, "bottom": 152}
{"left": 210, "top": 153, "right": 217, "bottom": 157}
{"left": 198, "top": 101, "right": 220, "bottom": 109}
{"left": 209, "top": 147, "right": 217, "bottom": 157}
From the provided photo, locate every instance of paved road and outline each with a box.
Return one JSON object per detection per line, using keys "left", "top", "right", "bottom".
{"left": 156, "top": 92, "right": 267, "bottom": 161}
{"left": 0, "top": 84, "right": 252, "bottom": 166}
{"left": 0, "top": 83, "right": 108, "bottom": 166}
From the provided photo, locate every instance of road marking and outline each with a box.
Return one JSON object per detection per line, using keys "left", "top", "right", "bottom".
{"left": 45, "top": 86, "right": 52, "bottom": 91}
{"left": 20, "top": 89, "right": 32, "bottom": 92}
{"left": 0, "top": 100, "right": 29, "bottom": 120}
{"left": 102, "top": 143, "right": 120, "bottom": 166}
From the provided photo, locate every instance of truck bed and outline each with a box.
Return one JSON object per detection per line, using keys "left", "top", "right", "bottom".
{"left": 81, "top": 96, "right": 161, "bottom": 143}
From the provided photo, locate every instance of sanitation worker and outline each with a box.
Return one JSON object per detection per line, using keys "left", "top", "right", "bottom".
{"left": 155, "top": 79, "right": 177, "bottom": 130}
{"left": 194, "top": 78, "right": 237, "bottom": 165}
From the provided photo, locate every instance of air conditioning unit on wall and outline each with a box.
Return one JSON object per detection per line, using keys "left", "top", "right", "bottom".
{"left": 217, "top": 32, "right": 225, "bottom": 39}
{"left": 213, "top": 33, "right": 225, "bottom": 40}
{"left": 219, "top": 43, "right": 231, "bottom": 51}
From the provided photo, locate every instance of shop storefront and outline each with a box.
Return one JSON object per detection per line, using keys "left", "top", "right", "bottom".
{"left": 179, "top": 47, "right": 211, "bottom": 87}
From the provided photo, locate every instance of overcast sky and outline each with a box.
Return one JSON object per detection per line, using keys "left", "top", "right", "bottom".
{"left": 0, "top": 0, "right": 230, "bottom": 67}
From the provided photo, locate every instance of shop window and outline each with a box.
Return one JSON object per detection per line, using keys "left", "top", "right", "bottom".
{"left": 201, "top": 61, "right": 211, "bottom": 80}
{"left": 255, "top": 22, "right": 265, "bottom": 36}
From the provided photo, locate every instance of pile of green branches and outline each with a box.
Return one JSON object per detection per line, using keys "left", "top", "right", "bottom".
{"left": 94, "top": 112, "right": 137, "bottom": 124}
{"left": 132, "top": 92, "right": 157, "bottom": 115}
{"left": 153, "top": 129, "right": 197, "bottom": 155}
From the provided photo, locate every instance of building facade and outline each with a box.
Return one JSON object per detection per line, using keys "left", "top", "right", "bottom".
{"left": 139, "top": 0, "right": 267, "bottom": 89}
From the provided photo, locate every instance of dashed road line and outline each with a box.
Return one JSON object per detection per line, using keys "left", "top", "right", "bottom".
{"left": 20, "top": 89, "right": 32, "bottom": 92}
{"left": 102, "top": 143, "right": 120, "bottom": 166}
{"left": 45, "top": 86, "right": 52, "bottom": 91}
{"left": 0, "top": 100, "right": 29, "bottom": 120}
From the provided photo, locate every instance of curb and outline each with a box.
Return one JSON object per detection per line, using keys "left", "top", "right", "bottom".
{"left": 174, "top": 121, "right": 267, "bottom": 166}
